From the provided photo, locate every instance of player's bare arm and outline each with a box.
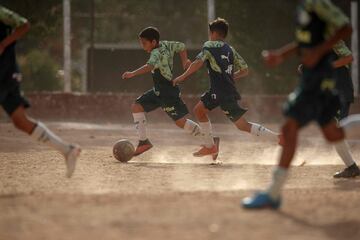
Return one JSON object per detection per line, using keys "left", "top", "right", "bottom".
{"left": 301, "top": 24, "right": 352, "bottom": 68}
{"left": 262, "top": 42, "right": 298, "bottom": 67}
{"left": 332, "top": 54, "right": 353, "bottom": 68}
{"left": 178, "top": 49, "right": 191, "bottom": 70}
{"left": 122, "top": 64, "right": 154, "bottom": 79}
{"left": 172, "top": 59, "right": 203, "bottom": 86}
{"left": 233, "top": 68, "right": 249, "bottom": 80}
{"left": 0, "top": 19, "right": 29, "bottom": 56}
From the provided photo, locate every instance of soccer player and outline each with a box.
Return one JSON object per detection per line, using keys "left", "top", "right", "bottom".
{"left": 242, "top": 0, "right": 359, "bottom": 209}
{"left": 173, "top": 18, "right": 282, "bottom": 159}
{"left": 122, "top": 27, "right": 203, "bottom": 156}
{"left": 0, "top": 5, "right": 81, "bottom": 178}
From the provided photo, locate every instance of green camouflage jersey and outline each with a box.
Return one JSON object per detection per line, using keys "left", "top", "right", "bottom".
{"left": 296, "top": 0, "right": 349, "bottom": 48}
{"left": 332, "top": 40, "right": 352, "bottom": 69}
{"left": 147, "top": 40, "right": 185, "bottom": 80}
{"left": 196, "top": 41, "right": 248, "bottom": 73}
{"left": 333, "top": 40, "right": 351, "bottom": 58}
{"left": 146, "top": 40, "right": 185, "bottom": 97}
{"left": 0, "top": 5, "right": 27, "bottom": 30}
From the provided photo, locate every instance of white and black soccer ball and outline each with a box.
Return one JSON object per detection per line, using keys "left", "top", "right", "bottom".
{"left": 113, "top": 139, "right": 135, "bottom": 163}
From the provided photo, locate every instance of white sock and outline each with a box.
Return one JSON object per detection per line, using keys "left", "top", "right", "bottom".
{"left": 199, "top": 121, "right": 214, "bottom": 148}
{"left": 250, "top": 122, "right": 278, "bottom": 141}
{"left": 31, "top": 122, "right": 71, "bottom": 155}
{"left": 183, "top": 119, "right": 201, "bottom": 137}
{"left": 334, "top": 140, "right": 356, "bottom": 167}
{"left": 339, "top": 114, "right": 360, "bottom": 130}
{"left": 133, "top": 112, "right": 147, "bottom": 141}
{"left": 266, "top": 167, "right": 288, "bottom": 200}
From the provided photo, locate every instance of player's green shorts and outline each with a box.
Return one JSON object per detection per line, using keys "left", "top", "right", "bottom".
{"left": 201, "top": 92, "right": 247, "bottom": 122}
{"left": 284, "top": 88, "right": 340, "bottom": 128}
{"left": 136, "top": 89, "right": 189, "bottom": 121}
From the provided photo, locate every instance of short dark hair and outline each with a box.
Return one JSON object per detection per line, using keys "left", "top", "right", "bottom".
{"left": 209, "top": 18, "right": 229, "bottom": 38}
{"left": 139, "top": 27, "right": 160, "bottom": 43}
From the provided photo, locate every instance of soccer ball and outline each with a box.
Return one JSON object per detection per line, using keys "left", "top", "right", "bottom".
{"left": 113, "top": 139, "right": 135, "bottom": 163}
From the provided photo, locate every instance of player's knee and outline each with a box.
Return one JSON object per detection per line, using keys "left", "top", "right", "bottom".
{"left": 11, "top": 116, "right": 27, "bottom": 132}
{"left": 131, "top": 103, "right": 143, "bottom": 113}
{"left": 193, "top": 104, "right": 205, "bottom": 118}
{"left": 235, "top": 118, "right": 249, "bottom": 132}
{"left": 322, "top": 123, "right": 345, "bottom": 142}
{"left": 323, "top": 129, "right": 344, "bottom": 143}
{"left": 175, "top": 118, "right": 186, "bottom": 128}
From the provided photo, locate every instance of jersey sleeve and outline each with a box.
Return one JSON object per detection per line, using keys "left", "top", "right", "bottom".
{"left": 196, "top": 42, "right": 212, "bottom": 62}
{"left": 231, "top": 47, "right": 248, "bottom": 71}
{"left": 146, "top": 50, "right": 161, "bottom": 68}
{"left": 311, "top": 0, "right": 349, "bottom": 29}
{"left": 333, "top": 40, "right": 352, "bottom": 57}
{"left": 0, "top": 6, "right": 28, "bottom": 28}
{"left": 168, "top": 41, "right": 186, "bottom": 53}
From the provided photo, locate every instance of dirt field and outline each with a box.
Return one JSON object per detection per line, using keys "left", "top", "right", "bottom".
{"left": 1, "top": 121, "right": 360, "bottom": 240}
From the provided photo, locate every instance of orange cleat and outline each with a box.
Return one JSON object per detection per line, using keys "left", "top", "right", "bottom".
{"left": 193, "top": 144, "right": 218, "bottom": 158}
{"left": 134, "top": 139, "right": 153, "bottom": 156}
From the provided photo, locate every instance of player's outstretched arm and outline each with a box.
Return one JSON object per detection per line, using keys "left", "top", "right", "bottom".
{"left": 262, "top": 42, "right": 298, "bottom": 68}
{"left": 332, "top": 54, "right": 353, "bottom": 69}
{"left": 179, "top": 50, "right": 191, "bottom": 70}
{"left": 172, "top": 59, "right": 203, "bottom": 86}
{"left": 122, "top": 64, "right": 154, "bottom": 79}
{"left": 302, "top": 25, "right": 352, "bottom": 68}
{"left": 0, "top": 7, "right": 30, "bottom": 55}
{"left": 234, "top": 69, "right": 249, "bottom": 80}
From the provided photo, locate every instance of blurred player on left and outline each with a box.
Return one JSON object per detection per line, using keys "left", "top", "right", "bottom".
{"left": 0, "top": 5, "right": 81, "bottom": 178}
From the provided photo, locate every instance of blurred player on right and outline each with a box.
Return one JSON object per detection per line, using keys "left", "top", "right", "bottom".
{"left": 242, "top": 0, "right": 359, "bottom": 210}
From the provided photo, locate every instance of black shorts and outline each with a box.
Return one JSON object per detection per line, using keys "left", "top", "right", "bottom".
{"left": 200, "top": 92, "right": 247, "bottom": 122}
{"left": 0, "top": 84, "right": 30, "bottom": 116}
{"left": 336, "top": 101, "right": 351, "bottom": 121}
{"left": 136, "top": 89, "right": 189, "bottom": 121}
{"left": 283, "top": 88, "right": 340, "bottom": 128}
{"left": 334, "top": 66, "right": 354, "bottom": 103}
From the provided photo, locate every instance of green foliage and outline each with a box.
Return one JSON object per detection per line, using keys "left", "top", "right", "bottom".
{"left": 19, "top": 50, "right": 62, "bottom": 91}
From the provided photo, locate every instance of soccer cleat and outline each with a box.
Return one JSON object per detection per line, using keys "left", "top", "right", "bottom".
{"left": 212, "top": 137, "right": 220, "bottom": 160}
{"left": 242, "top": 192, "right": 281, "bottom": 209}
{"left": 333, "top": 163, "right": 360, "bottom": 178}
{"left": 133, "top": 139, "right": 153, "bottom": 156}
{"left": 278, "top": 134, "right": 285, "bottom": 147}
{"left": 65, "top": 144, "right": 81, "bottom": 178}
{"left": 193, "top": 144, "right": 218, "bottom": 157}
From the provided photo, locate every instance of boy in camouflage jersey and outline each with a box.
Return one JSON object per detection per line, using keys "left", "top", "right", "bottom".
{"left": 122, "top": 27, "right": 202, "bottom": 156}
{"left": 243, "top": 0, "right": 358, "bottom": 210}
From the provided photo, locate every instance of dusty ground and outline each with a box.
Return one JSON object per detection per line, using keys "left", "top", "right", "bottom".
{"left": 1, "top": 121, "right": 360, "bottom": 240}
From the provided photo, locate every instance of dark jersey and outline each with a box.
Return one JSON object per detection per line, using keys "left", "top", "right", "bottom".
{"left": 295, "top": 0, "right": 349, "bottom": 92}
{"left": 296, "top": 0, "right": 349, "bottom": 49}
{"left": 196, "top": 41, "right": 248, "bottom": 100}
{"left": 0, "top": 6, "right": 27, "bottom": 87}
